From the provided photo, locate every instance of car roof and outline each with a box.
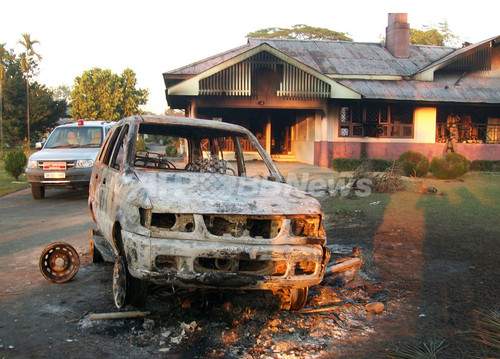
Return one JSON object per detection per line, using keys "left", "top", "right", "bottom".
{"left": 119, "top": 115, "right": 252, "bottom": 135}
{"left": 57, "top": 121, "right": 114, "bottom": 128}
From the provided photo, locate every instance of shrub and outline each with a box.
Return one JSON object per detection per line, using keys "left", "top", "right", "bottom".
{"left": 5, "top": 149, "right": 27, "bottom": 181}
{"left": 165, "top": 144, "right": 178, "bottom": 157}
{"left": 470, "top": 160, "right": 500, "bottom": 172}
{"left": 136, "top": 137, "right": 146, "bottom": 152}
{"left": 397, "top": 151, "right": 429, "bottom": 177}
{"left": 430, "top": 153, "right": 469, "bottom": 179}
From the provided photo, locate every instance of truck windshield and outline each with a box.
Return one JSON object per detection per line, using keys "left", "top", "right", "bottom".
{"left": 44, "top": 127, "right": 103, "bottom": 149}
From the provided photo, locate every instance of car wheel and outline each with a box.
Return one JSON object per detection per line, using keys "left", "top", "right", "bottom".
{"left": 31, "top": 185, "right": 45, "bottom": 199}
{"left": 113, "top": 256, "right": 129, "bottom": 309}
{"left": 112, "top": 256, "right": 148, "bottom": 309}
{"left": 289, "top": 287, "right": 309, "bottom": 311}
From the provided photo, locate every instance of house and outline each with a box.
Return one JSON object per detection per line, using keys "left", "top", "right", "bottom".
{"left": 163, "top": 13, "right": 500, "bottom": 167}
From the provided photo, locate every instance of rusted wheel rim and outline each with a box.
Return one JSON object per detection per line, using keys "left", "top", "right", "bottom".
{"left": 39, "top": 242, "right": 80, "bottom": 283}
{"left": 113, "top": 256, "right": 128, "bottom": 309}
{"left": 290, "top": 287, "right": 309, "bottom": 311}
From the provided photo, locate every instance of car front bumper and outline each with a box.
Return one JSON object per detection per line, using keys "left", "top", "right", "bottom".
{"left": 25, "top": 167, "right": 93, "bottom": 188}
{"left": 121, "top": 229, "right": 330, "bottom": 290}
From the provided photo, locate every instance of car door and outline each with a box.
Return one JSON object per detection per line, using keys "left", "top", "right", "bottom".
{"left": 92, "top": 124, "right": 129, "bottom": 242}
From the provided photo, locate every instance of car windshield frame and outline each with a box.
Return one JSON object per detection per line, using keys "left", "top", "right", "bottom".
{"left": 44, "top": 126, "right": 104, "bottom": 149}
{"left": 129, "top": 121, "right": 285, "bottom": 182}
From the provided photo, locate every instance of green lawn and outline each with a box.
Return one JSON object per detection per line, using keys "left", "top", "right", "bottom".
{"left": 319, "top": 171, "right": 500, "bottom": 357}
{"left": 0, "top": 159, "right": 29, "bottom": 197}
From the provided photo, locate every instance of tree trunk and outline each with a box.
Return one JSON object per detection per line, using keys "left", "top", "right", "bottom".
{"left": 0, "top": 81, "right": 3, "bottom": 154}
{"left": 26, "top": 77, "right": 30, "bottom": 148}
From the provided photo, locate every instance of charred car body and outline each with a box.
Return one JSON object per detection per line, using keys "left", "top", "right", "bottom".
{"left": 89, "top": 116, "right": 330, "bottom": 310}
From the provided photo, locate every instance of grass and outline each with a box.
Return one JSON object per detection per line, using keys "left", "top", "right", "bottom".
{"left": 320, "top": 172, "right": 500, "bottom": 237}
{"left": 318, "top": 171, "right": 500, "bottom": 357}
{"left": 472, "top": 309, "right": 500, "bottom": 350}
{"left": 0, "top": 159, "right": 29, "bottom": 197}
{"left": 388, "top": 339, "right": 447, "bottom": 359}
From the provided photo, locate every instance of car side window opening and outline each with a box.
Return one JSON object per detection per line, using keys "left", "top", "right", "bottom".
{"left": 109, "top": 125, "right": 129, "bottom": 170}
{"left": 101, "top": 126, "right": 121, "bottom": 165}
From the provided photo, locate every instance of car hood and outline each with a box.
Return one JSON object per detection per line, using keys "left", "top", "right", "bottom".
{"left": 132, "top": 170, "right": 322, "bottom": 216}
{"left": 29, "top": 148, "right": 100, "bottom": 161}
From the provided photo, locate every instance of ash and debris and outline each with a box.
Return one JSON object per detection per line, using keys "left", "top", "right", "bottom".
{"left": 70, "top": 244, "right": 397, "bottom": 359}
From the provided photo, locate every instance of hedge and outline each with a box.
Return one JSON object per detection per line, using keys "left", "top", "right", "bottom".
{"left": 332, "top": 158, "right": 393, "bottom": 172}
{"left": 470, "top": 160, "right": 500, "bottom": 172}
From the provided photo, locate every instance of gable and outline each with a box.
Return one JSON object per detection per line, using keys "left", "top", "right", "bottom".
{"left": 166, "top": 44, "right": 361, "bottom": 100}
{"left": 414, "top": 36, "right": 500, "bottom": 81}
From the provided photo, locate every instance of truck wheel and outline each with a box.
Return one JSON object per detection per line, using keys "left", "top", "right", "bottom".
{"left": 31, "top": 185, "right": 45, "bottom": 199}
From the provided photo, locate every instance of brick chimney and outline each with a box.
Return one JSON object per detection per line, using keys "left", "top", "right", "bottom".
{"left": 386, "top": 13, "right": 410, "bottom": 58}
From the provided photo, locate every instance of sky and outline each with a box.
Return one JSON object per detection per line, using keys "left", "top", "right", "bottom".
{"left": 1, "top": 0, "right": 499, "bottom": 115}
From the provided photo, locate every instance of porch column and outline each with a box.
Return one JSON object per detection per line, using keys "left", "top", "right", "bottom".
{"left": 189, "top": 99, "right": 198, "bottom": 118}
{"left": 316, "top": 110, "right": 333, "bottom": 168}
{"left": 265, "top": 114, "right": 272, "bottom": 155}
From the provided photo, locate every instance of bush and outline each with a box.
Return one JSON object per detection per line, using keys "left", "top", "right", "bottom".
{"left": 5, "top": 149, "right": 27, "bottom": 181}
{"left": 332, "top": 158, "right": 393, "bottom": 172}
{"left": 136, "top": 137, "right": 146, "bottom": 152}
{"left": 470, "top": 160, "right": 500, "bottom": 172}
{"left": 165, "top": 144, "right": 178, "bottom": 157}
{"left": 397, "top": 151, "right": 429, "bottom": 177}
{"left": 430, "top": 153, "right": 469, "bottom": 179}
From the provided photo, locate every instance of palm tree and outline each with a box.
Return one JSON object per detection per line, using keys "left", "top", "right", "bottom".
{"left": 18, "top": 33, "right": 41, "bottom": 148}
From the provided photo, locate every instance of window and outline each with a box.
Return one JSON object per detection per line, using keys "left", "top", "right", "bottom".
{"left": 339, "top": 105, "right": 363, "bottom": 137}
{"left": 339, "top": 103, "right": 413, "bottom": 138}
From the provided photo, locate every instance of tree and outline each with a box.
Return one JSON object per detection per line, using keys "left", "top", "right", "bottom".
{"left": 410, "top": 28, "right": 444, "bottom": 46}
{"left": 2, "top": 57, "right": 66, "bottom": 146}
{"left": 410, "top": 20, "right": 460, "bottom": 47}
{"left": 51, "top": 84, "right": 72, "bottom": 102}
{"left": 0, "top": 44, "right": 14, "bottom": 153}
{"left": 18, "top": 33, "right": 42, "bottom": 147}
{"left": 118, "top": 68, "right": 148, "bottom": 117}
{"left": 70, "top": 68, "right": 149, "bottom": 121}
{"left": 247, "top": 24, "right": 353, "bottom": 41}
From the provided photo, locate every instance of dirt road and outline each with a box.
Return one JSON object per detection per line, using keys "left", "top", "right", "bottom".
{"left": 0, "top": 187, "right": 376, "bottom": 359}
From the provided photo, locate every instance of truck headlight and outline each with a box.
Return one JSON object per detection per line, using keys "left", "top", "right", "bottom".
{"left": 75, "top": 159, "right": 94, "bottom": 168}
{"left": 27, "top": 159, "right": 38, "bottom": 169}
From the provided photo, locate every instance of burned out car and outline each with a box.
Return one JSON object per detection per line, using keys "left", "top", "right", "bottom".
{"left": 89, "top": 115, "right": 329, "bottom": 310}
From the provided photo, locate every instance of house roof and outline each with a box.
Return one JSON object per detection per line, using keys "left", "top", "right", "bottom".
{"left": 164, "top": 37, "right": 500, "bottom": 104}
{"left": 164, "top": 38, "right": 455, "bottom": 78}
{"left": 338, "top": 74, "right": 500, "bottom": 104}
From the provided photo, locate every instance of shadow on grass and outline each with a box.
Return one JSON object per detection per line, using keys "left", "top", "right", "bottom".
{"left": 414, "top": 177, "right": 500, "bottom": 358}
